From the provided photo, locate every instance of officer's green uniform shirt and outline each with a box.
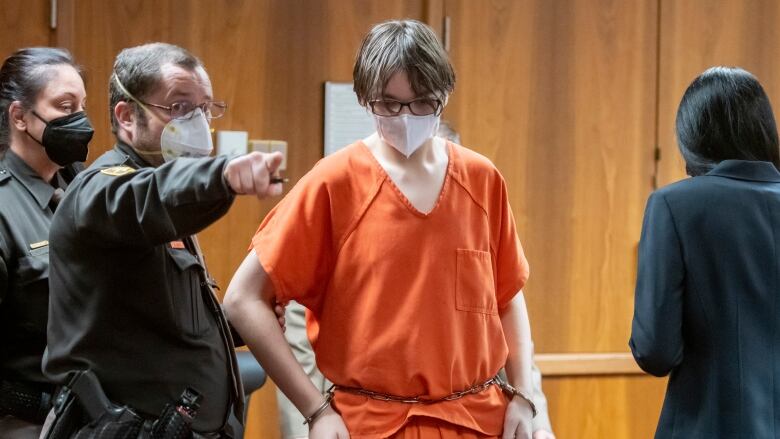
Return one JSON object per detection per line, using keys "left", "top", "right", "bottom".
{"left": 0, "top": 149, "right": 77, "bottom": 386}
{"left": 43, "top": 142, "right": 241, "bottom": 432}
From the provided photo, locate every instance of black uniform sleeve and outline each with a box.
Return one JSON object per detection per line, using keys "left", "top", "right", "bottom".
{"left": 63, "top": 156, "right": 235, "bottom": 248}
{"left": 0, "top": 251, "right": 6, "bottom": 306}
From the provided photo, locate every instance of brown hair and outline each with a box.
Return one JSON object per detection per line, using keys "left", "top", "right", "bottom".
{"left": 353, "top": 19, "right": 455, "bottom": 106}
{"left": 109, "top": 43, "right": 203, "bottom": 134}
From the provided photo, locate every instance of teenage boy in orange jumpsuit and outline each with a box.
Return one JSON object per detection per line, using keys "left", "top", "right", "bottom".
{"left": 226, "top": 19, "right": 535, "bottom": 439}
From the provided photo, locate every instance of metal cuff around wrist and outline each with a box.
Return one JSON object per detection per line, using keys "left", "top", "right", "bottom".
{"left": 302, "top": 385, "right": 335, "bottom": 428}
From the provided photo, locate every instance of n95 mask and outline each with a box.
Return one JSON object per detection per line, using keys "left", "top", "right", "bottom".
{"left": 160, "top": 107, "right": 213, "bottom": 162}
{"left": 374, "top": 113, "right": 440, "bottom": 158}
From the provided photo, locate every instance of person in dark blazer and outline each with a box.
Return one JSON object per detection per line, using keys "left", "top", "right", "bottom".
{"left": 630, "top": 66, "right": 780, "bottom": 438}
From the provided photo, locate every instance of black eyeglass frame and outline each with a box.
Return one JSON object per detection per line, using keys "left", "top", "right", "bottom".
{"left": 368, "top": 97, "right": 444, "bottom": 116}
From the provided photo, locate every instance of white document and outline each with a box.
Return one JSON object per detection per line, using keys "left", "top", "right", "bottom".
{"left": 216, "top": 130, "right": 248, "bottom": 157}
{"left": 323, "top": 82, "right": 375, "bottom": 157}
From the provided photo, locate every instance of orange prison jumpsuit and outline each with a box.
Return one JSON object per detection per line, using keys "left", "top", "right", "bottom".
{"left": 252, "top": 141, "right": 529, "bottom": 438}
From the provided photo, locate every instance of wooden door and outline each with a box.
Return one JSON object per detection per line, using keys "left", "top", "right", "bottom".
{"left": 0, "top": 0, "right": 53, "bottom": 59}
{"left": 442, "top": 1, "right": 665, "bottom": 437}
{"left": 657, "top": 0, "right": 780, "bottom": 186}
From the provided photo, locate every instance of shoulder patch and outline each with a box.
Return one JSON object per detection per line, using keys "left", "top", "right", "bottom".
{"left": 100, "top": 166, "right": 136, "bottom": 176}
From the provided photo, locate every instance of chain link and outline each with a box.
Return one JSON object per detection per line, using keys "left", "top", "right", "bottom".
{"left": 331, "top": 376, "right": 500, "bottom": 404}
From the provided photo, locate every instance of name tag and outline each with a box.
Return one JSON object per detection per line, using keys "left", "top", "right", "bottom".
{"left": 169, "top": 240, "right": 185, "bottom": 249}
{"left": 30, "top": 240, "right": 49, "bottom": 250}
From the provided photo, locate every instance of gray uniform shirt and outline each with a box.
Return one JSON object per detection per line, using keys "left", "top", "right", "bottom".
{"left": 43, "top": 142, "right": 240, "bottom": 432}
{"left": 0, "top": 150, "right": 78, "bottom": 385}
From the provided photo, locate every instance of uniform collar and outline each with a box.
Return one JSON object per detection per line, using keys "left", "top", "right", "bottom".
{"left": 114, "top": 141, "right": 153, "bottom": 169}
{"left": 706, "top": 160, "right": 780, "bottom": 183}
{"left": 0, "top": 149, "right": 57, "bottom": 210}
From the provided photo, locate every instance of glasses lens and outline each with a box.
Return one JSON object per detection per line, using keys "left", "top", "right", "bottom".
{"left": 207, "top": 102, "right": 227, "bottom": 119}
{"left": 171, "top": 102, "right": 195, "bottom": 119}
{"left": 409, "top": 99, "right": 440, "bottom": 116}
{"left": 371, "top": 100, "right": 402, "bottom": 116}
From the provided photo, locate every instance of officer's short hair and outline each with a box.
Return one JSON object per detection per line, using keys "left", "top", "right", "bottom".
{"left": 109, "top": 43, "right": 203, "bottom": 134}
{"left": 0, "top": 47, "right": 82, "bottom": 151}
{"left": 353, "top": 19, "right": 455, "bottom": 106}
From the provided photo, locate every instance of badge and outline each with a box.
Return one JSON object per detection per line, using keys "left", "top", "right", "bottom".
{"left": 100, "top": 166, "right": 136, "bottom": 176}
{"left": 169, "top": 240, "right": 185, "bottom": 249}
{"left": 30, "top": 240, "right": 49, "bottom": 249}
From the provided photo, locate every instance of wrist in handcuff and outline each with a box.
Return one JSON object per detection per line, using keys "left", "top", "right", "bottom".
{"left": 497, "top": 378, "right": 538, "bottom": 418}
{"left": 302, "top": 388, "right": 335, "bottom": 428}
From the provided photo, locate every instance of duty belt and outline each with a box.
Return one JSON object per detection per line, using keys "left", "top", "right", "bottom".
{"left": 0, "top": 379, "right": 54, "bottom": 424}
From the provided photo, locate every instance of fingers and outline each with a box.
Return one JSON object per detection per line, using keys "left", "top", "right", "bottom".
{"left": 263, "top": 151, "right": 285, "bottom": 198}
{"left": 502, "top": 410, "right": 531, "bottom": 439}
{"left": 265, "top": 180, "right": 284, "bottom": 198}
{"left": 265, "top": 151, "right": 284, "bottom": 174}
{"left": 240, "top": 159, "right": 255, "bottom": 194}
{"left": 273, "top": 303, "right": 286, "bottom": 331}
{"left": 224, "top": 151, "right": 286, "bottom": 198}
{"left": 250, "top": 154, "right": 269, "bottom": 195}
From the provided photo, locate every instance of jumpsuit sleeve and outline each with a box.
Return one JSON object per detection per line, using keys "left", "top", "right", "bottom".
{"left": 493, "top": 174, "right": 530, "bottom": 310}
{"left": 251, "top": 171, "right": 335, "bottom": 309}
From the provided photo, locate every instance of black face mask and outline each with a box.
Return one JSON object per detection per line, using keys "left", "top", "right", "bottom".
{"left": 27, "top": 110, "right": 94, "bottom": 166}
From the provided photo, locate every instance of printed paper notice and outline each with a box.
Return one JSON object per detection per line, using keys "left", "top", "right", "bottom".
{"left": 323, "top": 82, "right": 375, "bottom": 157}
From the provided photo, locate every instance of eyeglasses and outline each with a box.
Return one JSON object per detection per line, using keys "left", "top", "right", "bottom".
{"left": 138, "top": 100, "right": 228, "bottom": 120}
{"left": 368, "top": 98, "right": 443, "bottom": 116}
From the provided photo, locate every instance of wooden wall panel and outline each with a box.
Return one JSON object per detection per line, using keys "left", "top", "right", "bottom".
{"left": 444, "top": 0, "right": 657, "bottom": 354}
{"left": 657, "top": 0, "right": 780, "bottom": 186}
{"left": 544, "top": 375, "right": 667, "bottom": 438}
{"left": 0, "top": 0, "right": 53, "bottom": 59}
{"left": 443, "top": 0, "right": 664, "bottom": 437}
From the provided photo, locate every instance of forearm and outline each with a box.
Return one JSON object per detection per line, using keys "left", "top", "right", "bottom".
{"left": 225, "top": 253, "right": 325, "bottom": 418}
{"left": 500, "top": 291, "right": 534, "bottom": 394}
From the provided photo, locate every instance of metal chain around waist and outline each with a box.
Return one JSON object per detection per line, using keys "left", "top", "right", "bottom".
{"left": 330, "top": 375, "right": 503, "bottom": 404}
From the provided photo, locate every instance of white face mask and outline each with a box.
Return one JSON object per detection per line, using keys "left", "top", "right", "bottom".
{"left": 160, "top": 107, "right": 213, "bottom": 162}
{"left": 374, "top": 113, "right": 440, "bottom": 158}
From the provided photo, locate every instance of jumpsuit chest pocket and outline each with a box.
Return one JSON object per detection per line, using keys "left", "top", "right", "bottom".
{"left": 166, "top": 247, "right": 213, "bottom": 338}
{"left": 455, "top": 249, "right": 498, "bottom": 315}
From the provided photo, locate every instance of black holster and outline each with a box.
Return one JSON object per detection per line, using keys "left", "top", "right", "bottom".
{"left": 44, "top": 370, "right": 201, "bottom": 439}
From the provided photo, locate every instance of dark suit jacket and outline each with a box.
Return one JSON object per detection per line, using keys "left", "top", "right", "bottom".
{"left": 631, "top": 160, "right": 780, "bottom": 438}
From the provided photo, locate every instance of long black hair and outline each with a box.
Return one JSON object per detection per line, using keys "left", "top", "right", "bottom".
{"left": 0, "top": 47, "right": 82, "bottom": 150}
{"left": 676, "top": 66, "right": 780, "bottom": 176}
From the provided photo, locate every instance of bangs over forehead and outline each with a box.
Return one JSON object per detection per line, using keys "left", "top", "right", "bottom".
{"left": 353, "top": 19, "right": 455, "bottom": 105}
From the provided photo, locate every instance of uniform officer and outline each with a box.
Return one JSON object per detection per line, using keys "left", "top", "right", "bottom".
{"left": 42, "top": 42, "right": 282, "bottom": 437}
{"left": 0, "top": 47, "right": 92, "bottom": 439}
